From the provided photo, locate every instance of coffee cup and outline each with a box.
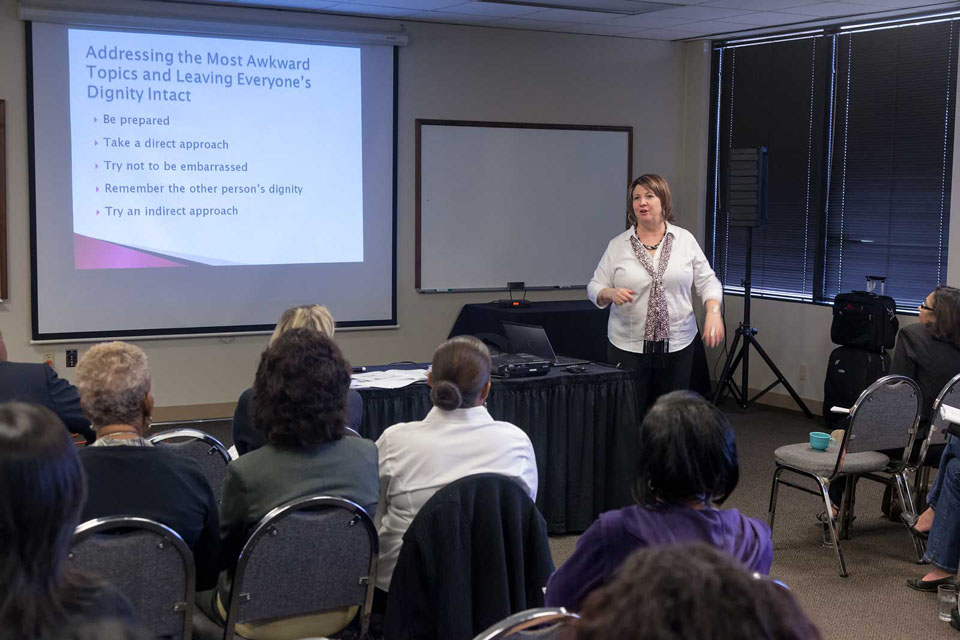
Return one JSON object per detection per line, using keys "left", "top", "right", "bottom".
{"left": 810, "top": 432, "right": 835, "bottom": 451}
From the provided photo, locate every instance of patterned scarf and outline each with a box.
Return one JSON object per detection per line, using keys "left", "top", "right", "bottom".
{"left": 630, "top": 230, "right": 674, "bottom": 344}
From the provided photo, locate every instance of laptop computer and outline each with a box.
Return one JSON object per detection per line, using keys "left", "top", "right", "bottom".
{"left": 502, "top": 321, "right": 590, "bottom": 367}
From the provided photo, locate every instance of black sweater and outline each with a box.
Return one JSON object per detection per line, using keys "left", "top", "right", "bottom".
{"left": 890, "top": 322, "right": 960, "bottom": 422}
{"left": 78, "top": 446, "right": 220, "bottom": 590}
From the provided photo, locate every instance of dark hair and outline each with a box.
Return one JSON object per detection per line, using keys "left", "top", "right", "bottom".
{"left": 253, "top": 327, "right": 351, "bottom": 448}
{"left": 0, "top": 402, "right": 95, "bottom": 636}
{"left": 429, "top": 336, "right": 492, "bottom": 411}
{"left": 931, "top": 286, "right": 960, "bottom": 349}
{"left": 635, "top": 391, "right": 739, "bottom": 506}
{"left": 626, "top": 174, "right": 673, "bottom": 225}
{"left": 576, "top": 544, "right": 822, "bottom": 640}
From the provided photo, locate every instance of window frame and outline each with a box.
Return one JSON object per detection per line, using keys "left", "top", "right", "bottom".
{"left": 706, "top": 14, "right": 959, "bottom": 316}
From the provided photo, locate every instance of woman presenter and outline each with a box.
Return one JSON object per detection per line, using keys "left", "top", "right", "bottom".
{"left": 587, "top": 174, "right": 724, "bottom": 416}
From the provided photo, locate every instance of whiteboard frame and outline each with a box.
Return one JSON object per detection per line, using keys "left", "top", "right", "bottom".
{"left": 415, "top": 119, "right": 633, "bottom": 292}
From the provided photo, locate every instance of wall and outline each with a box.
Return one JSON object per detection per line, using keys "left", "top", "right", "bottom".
{"left": 0, "top": 0, "right": 691, "bottom": 412}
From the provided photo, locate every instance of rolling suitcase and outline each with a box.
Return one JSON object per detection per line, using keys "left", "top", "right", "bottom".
{"left": 831, "top": 291, "right": 899, "bottom": 353}
{"left": 822, "top": 346, "right": 890, "bottom": 427}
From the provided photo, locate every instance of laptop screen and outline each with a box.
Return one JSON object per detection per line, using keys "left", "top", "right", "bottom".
{"left": 502, "top": 322, "right": 557, "bottom": 361}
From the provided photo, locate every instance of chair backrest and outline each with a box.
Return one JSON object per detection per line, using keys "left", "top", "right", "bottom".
{"left": 839, "top": 375, "right": 921, "bottom": 470}
{"left": 223, "top": 495, "right": 378, "bottom": 640}
{"left": 918, "top": 373, "right": 960, "bottom": 467}
{"left": 473, "top": 607, "right": 580, "bottom": 640}
{"left": 69, "top": 516, "right": 194, "bottom": 640}
{"left": 385, "top": 473, "right": 554, "bottom": 640}
{"left": 147, "top": 429, "right": 231, "bottom": 500}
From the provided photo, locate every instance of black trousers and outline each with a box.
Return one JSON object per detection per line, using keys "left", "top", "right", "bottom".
{"left": 608, "top": 341, "right": 695, "bottom": 418}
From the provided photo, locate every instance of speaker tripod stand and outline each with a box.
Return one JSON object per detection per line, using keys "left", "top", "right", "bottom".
{"left": 712, "top": 227, "right": 813, "bottom": 417}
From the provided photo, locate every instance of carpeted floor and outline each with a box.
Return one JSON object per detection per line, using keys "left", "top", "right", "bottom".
{"left": 548, "top": 401, "right": 958, "bottom": 640}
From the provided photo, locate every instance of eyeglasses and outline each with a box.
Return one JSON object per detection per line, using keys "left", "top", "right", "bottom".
{"left": 919, "top": 303, "right": 935, "bottom": 312}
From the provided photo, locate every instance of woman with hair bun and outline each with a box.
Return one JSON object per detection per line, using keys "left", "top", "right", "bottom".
{"left": 374, "top": 336, "right": 538, "bottom": 597}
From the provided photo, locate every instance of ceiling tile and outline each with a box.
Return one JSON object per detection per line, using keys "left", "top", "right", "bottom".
{"left": 702, "top": 0, "right": 817, "bottom": 9}
{"left": 548, "top": 21, "right": 652, "bottom": 33}
{"left": 518, "top": 7, "right": 635, "bottom": 22}
{"left": 675, "top": 19, "right": 771, "bottom": 35}
{"left": 489, "top": 16, "right": 585, "bottom": 29}
{"left": 596, "top": 11, "right": 696, "bottom": 26}
{"left": 621, "top": 26, "right": 703, "bottom": 38}
{"left": 438, "top": 1, "right": 542, "bottom": 16}
{"left": 323, "top": 2, "right": 424, "bottom": 15}
{"left": 709, "top": 10, "right": 814, "bottom": 26}
{"left": 779, "top": 1, "right": 887, "bottom": 17}
{"left": 845, "top": 0, "right": 959, "bottom": 6}
{"left": 330, "top": 0, "right": 462, "bottom": 9}
{"left": 411, "top": 10, "right": 499, "bottom": 23}
{"left": 639, "top": 5, "right": 752, "bottom": 19}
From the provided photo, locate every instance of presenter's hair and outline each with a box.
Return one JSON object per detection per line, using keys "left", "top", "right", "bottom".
{"left": 76, "top": 342, "right": 151, "bottom": 428}
{"left": 576, "top": 544, "right": 821, "bottom": 640}
{"left": 635, "top": 390, "right": 739, "bottom": 507}
{"left": 270, "top": 304, "right": 336, "bottom": 346}
{"left": 254, "top": 327, "right": 350, "bottom": 447}
{"left": 931, "top": 286, "right": 960, "bottom": 349}
{"left": 627, "top": 174, "right": 673, "bottom": 224}
{"left": 429, "top": 336, "right": 492, "bottom": 411}
{"left": 0, "top": 402, "right": 96, "bottom": 636}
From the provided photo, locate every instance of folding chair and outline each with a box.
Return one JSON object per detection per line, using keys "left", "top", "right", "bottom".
{"left": 768, "top": 375, "right": 921, "bottom": 576}
{"left": 69, "top": 516, "right": 195, "bottom": 640}
{"left": 221, "top": 495, "right": 378, "bottom": 640}
{"left": 473, "top": 607, "right": 580, "bottom": 640}
{"left": 910, "top": 373, "right": 960, "bottom": 514}
{"left": 147, "top": 429, "right": 231, "bottom": 500}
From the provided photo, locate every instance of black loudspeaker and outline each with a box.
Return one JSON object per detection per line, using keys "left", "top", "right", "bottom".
{"left": 726, "top": 147, "right": 768, "bottom": 228}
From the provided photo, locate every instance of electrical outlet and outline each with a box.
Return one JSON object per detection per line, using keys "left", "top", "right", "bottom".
{"left": 66, "top": 349, "right": 78, "bottom": 367}
{"left": 42, "top": 351, "right": 54, "bottom": 367}
{"left": 799, "top": 363, "right": 808, "bottom": 381}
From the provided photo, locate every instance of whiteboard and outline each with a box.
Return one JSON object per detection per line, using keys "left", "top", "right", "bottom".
{"left": 416, "top": 121, "right": 632, "bottom": 291}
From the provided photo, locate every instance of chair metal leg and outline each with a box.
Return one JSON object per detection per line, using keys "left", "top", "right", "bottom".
{"left": 768, "top": 466, "right": 785, "bottom": 530}
{"left": 817, "top": 476, "right": 848, "bottom": 577}
{"left": 895, "top": 471, "right": 926, "bottom": 562}
{"left": 913, "top": 466, "right": 931, "bottom": 513}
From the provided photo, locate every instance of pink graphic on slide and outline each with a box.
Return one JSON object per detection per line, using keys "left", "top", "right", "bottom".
{"left": 74, "top": 234, "right": 186, "bottom": 270}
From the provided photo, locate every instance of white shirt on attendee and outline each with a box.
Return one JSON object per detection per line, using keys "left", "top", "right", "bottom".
{"left": 587, "top": 222, "right": 723, "bottom": 354}
{"left": 374, "top": 405, "right": 538, "bottom": 591}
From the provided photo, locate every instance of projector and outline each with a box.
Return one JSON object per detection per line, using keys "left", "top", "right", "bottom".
{"left": 491, "top": 353, "right": 550, "bottom": 378}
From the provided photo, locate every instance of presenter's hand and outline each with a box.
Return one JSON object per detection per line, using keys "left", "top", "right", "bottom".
{"left": 703, "top": 312, "right": 725, "bottom": 348}
{"left": 602, "top": 288, "right": 637, "bottom": 306}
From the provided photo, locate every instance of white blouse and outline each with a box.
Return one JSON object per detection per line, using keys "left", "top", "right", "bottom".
{"left": 374, "top": 405, "right": 538, "bottom": 591}
{"left": 587, "top": 222, "right": 723, "bottom": 354}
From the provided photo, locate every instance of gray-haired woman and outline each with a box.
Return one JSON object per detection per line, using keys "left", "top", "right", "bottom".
{"left": 76, "top": 341, "right": 220, "bottom": 590}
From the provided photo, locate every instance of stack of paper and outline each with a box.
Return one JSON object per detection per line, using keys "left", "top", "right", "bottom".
{"left": 350, "top": 369, "right": 429, "bottom": 390}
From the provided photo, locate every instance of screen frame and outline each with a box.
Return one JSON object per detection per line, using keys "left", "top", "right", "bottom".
{"left": 27, "top": 21, "right": 399, "bottom": 341}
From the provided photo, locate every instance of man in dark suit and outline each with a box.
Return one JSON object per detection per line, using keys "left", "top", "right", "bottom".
{"left": 0, "top": 331, "right": 94, "bottom": 442}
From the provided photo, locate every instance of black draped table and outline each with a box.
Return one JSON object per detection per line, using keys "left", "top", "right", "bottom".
{"left": 448, "top": 300, "right": 609, "bottom": 363}
{"left": 448, "top": 300, "right": 712, "bottom": 395}
{"left": 355, "top": 363, "right": 639, "bottom": 534}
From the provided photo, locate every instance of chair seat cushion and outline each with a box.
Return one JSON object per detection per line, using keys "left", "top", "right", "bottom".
{"left": 774, "top": 443, "right": 889, "bottom": 476}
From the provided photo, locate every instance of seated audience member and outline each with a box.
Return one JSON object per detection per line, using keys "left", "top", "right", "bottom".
{"left": 75, "top": 342, "right": 220, "bottom": 591}
{"left": 828, "top": 286, "right": 960, "bottom": 518}
{"left": 574, "top": 543, "right": 822, "bottom": 640}
{"left": 545, "top": 390, "right": 771, "bottom": 611}
{"left": 0, "top": 329, "right": 94, "bottom": 443}
{"left": 375, "top": 336, "right": 538, "bottom": 598}
{"left": 233, "top": 304, "right": 363, "bottom": 455}
{"left": 0, "top": 402, "right": 139, "bottom": 637}
{"left": 210, "top": 328, "right": 378, "bottom": 638}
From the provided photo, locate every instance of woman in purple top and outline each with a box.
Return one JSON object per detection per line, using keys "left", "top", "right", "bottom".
{"left": 545, "top": 391, "right": 773, "bottom": 611}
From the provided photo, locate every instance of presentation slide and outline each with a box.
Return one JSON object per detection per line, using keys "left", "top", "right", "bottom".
{"left": 30, "top": 20, "right": 396, "bottom": 338}
{"left": 69, "top": 29, "right": 363, "bottom": 269}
